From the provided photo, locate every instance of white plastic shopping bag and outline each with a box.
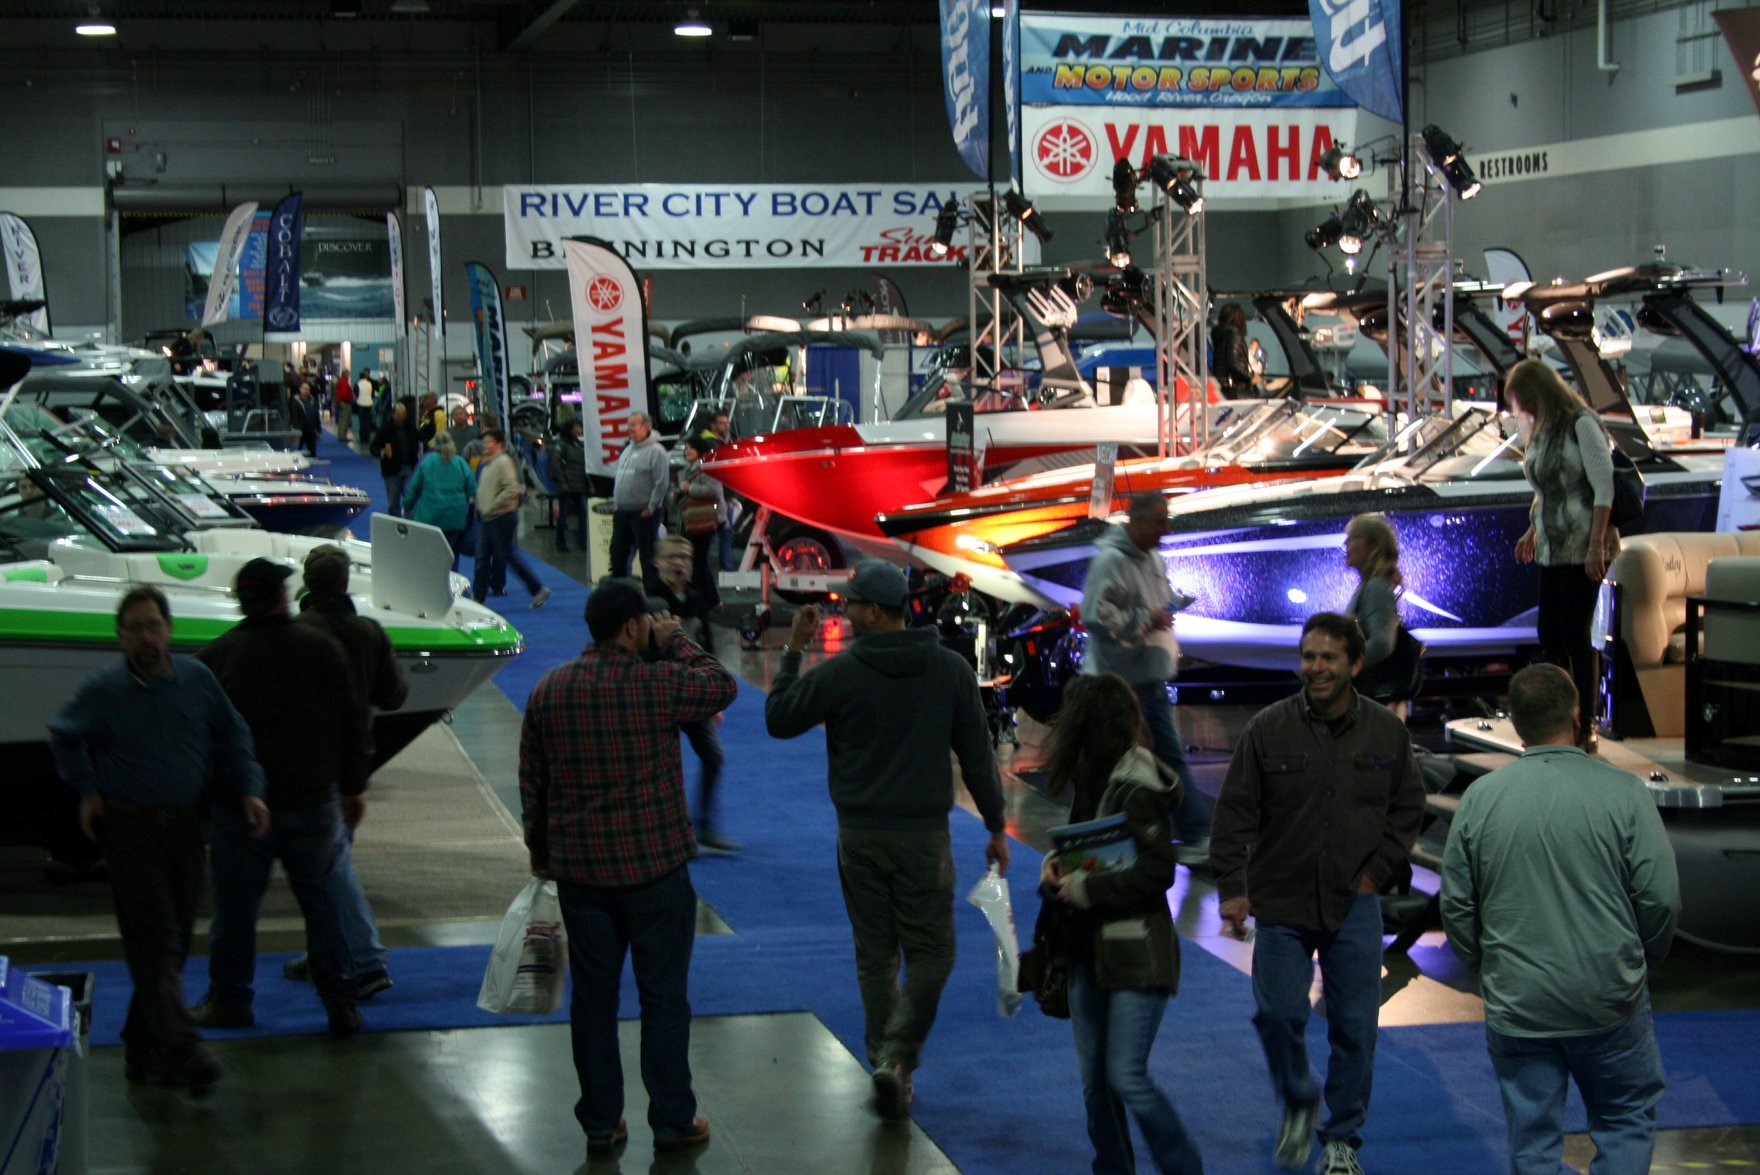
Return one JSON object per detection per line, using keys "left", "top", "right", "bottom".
{"left": 965, "top": 865, "right": 1022, "bottom": 1018}
{"left": 477, "top": 877, "right": 568, "bottom": 1015}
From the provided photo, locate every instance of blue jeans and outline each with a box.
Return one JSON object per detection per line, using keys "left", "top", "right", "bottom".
{"left": 1486, "top": 994, "right": 1664, "bottom": 1175}
{"left": 1130, "top": 680, "right": 1211, "bottom": 842}
{"left": 716, "top": 521, "right": 734, "bottom": 571}
{"left": 555, "top": 492, "right": 587, "bottom": 549}
{"left": 472, "top": 511, "right": 543, "bottom": 602}
{"left": 1250, "top": 892, "right": 1384, "bottom": 1148}
{"left": 326, "top": 826, "right": 388, "bottom": 978}
{"left": 1068, "top": 962, "right": 1205, "bottom": 1175}
{"left": 207, "top": 803, "right": 354, "bottom": 1008}
{"left": 557, "top": 866, "right": 699, "bottom": 1142}
{"left": 681, "top": 718, "right": 725, "bottom": 834}
{"left": 382, "top": 472, "right": 407, "bottom": 518}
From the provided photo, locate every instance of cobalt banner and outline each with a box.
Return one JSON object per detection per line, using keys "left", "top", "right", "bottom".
{"left": 0, "top": 212, "right": 49, "bottom": 334}
{"left": 201, "top": 201, "right": 257, "bottom": 327}
{"left": 941, "top": 0, "right": 990, "bottom": 179}
{"left": 1715, "top": 7, "right": 1760, "bottom": 118}
{"left": 504, "top": 183, "right": 970, "bottom": 271}
{"left": 1020, "top": 14, "right": 1354, "bottom": 108}
{"left": 263, "top": 192, "right": 304, "bottom": 336}
{"left": 561, "top": 238, "right": 653, "bottom": 479}
{"left": 1309, "top": 0, "right": 1403, "bottom": 124}
{"left": 464, "top": 261, "right": 511, "bottom": 430}
{"left": 1003, "top": 0, "right": 1022, "bottom": 187}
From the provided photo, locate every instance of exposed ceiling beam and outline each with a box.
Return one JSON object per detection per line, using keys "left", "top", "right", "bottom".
{"left": 498, "top": 0, "right": 580, "bottom": 52}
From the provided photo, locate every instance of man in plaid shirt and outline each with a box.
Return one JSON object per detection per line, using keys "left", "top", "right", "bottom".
{"left": 519, "top": 577, "right": 737, "bottom": 1159}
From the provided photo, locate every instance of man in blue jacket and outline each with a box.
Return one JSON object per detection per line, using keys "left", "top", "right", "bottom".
{"left": 765, "top": 561, "right": 1010, "bottom": 1122}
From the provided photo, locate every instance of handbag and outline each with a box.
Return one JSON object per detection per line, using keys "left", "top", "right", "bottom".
{"left": 1609, "top": 446, "right": 1646, "bottom": 531}
{"left": 1015, "top": 898, "right": 1072, "bottom": 1019}
{"left": 681, "top": 497, "right": 723, "bottom": 537}
{"left": 1357, "top": 623, "right": 1425, "bottom": 703}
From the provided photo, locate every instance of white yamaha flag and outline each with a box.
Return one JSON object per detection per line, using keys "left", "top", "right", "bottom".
{"left": 201, "top": 201, "right": 258, "bottom": 327}
{"left": 561, "top": 237, "right": 652, "bottom": 480}
{"left": 423, "top": 187, "right": 444, "bottom": 332}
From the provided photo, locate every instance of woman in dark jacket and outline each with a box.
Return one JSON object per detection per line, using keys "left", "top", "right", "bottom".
{"left": 1042, "top": 672, "right": 1203, "bottom": 1175}
{"left": 550, "top": 419, "right": 589, "bottom": 552}
{"left": 1211, "top": 302, "right": 1256, "bottom": 398}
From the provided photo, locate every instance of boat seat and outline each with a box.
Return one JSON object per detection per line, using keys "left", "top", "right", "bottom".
{"left": 1602, "top": 531, "right": 1760, "bottom": 737}
{"left": 0, "top": 560, "right": 65, "bottom": 585}
{"left": 1704, "top": 557, "right": 1760, "bottom": 666}
{"left": 190, "top": 528, "right": 281, "bottom": 557}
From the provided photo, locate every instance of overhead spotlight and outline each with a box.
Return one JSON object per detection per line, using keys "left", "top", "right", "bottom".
{"left": 1305, "top": 214, "right": 1344, "bottom": 251}
{"left": 990, "top": 3, "right": 1008, "bottom": 14}
{"left": 674, "top": 7, "right": 712, "bottom": 36}
{"left": 1421, "top": 124, "right": 1482, "bottom": 200}
{"left": 1003, "top": 190, "right": 1053, "bottom": 243}
{"left": 1319, "top": 143, "right": 1363, "bottom": 181}
{"left": 930, "top": 197, "right": 960, "bottom": 257}
{"left": 1337, "top": 190, "right": 1381, "bottom": 255}
{"left": 1110, "top": 158, "right": 1139, "bottom": 214}
{"left": 75, "top": 20, "right": 116, "bottom": 35}
{"left": 802, "top": 290, "right": 825, "bottom": 315}
{"left": 1103, "top": 208, "right": 1132, "bottom": 268}
{"left": 1148, "top": 155, "right": 1204, "bottom": 213}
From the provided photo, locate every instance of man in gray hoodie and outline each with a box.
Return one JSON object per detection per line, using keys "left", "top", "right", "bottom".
{"left": 766, "top": 561, "right": 1010, "bottom": 1122}
{"left": 610, "top": 411, "right": 670, "bottom": 588}
{"left": 1080, "top": 491, "right": 1212, "bottom": 856}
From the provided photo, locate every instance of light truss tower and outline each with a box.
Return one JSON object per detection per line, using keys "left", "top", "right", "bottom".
{"left": 1389, "top": 136, "right": 1460, "bottom": 423}
{"left": 965, "top": 193, "right": 1026, "bottom": 404}
{"left": 1149, "top": 161, "right": 1209, "bottom": 457}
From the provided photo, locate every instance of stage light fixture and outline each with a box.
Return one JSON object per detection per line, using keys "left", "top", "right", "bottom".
{"left": 674, "top": 8, "right": 712, "bottom": 36}
{"left": 1421, "top": 124, "right": 1482, "bottom": 200}
{"left": 1003, "top": 190, "right": 1053, "bottom": 243}
{"left": 1320, "top": 143, "right": 1363, "bottom": 181}
{"left": 1111, "top": 158, "right": 1139, "bottom": 214}
{"left": 1337, "top": 190, "right": 1381, "bottom": 255}
{"left": 1305, "top": 214, "right": 1343, "bottom": 251}
{"left": 930, "top": 197, "right": 961, "bottom": 257}
{"left": 1103, "top": 208, "right": 1131, "bottom": 268}
{"left": 1148, "top": 155, "right": 1204, "bottom": 213}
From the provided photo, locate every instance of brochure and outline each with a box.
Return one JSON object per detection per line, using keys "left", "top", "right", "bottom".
{"left": 1047, "top": 811, "right": 1137, "bottom": 875}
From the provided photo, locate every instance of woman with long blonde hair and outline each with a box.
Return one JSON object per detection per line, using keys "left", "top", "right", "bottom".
{"left": 1343, "top": 513, "right": 1412, "bottom": 708}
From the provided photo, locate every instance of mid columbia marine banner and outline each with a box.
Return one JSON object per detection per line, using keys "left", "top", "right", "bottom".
{"left": 504, "top": 183, "right": 971, "bottom": 271}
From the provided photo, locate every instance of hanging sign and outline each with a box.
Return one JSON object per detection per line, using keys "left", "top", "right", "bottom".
{"left": 561, "top": 238, "right": 654, "bottom": 478}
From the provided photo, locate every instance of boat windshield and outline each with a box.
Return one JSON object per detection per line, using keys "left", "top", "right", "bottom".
{"left": 0, "top": 467, "right": 189, "bottom": 558}
{"left": 1201, "top": 400, "right": 1383, "bottom": 465}
{"left": 1353, "top": 407, "right": 1525, "bottom": 481}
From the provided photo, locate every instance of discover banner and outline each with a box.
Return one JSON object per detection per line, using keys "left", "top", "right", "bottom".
{"left": 1022, "top": 105, "right": 1358, "bottom": 202}
{"left": 464, "top": 261, "right": 512, "bottom": 430}
{"left": 505, "top": 183, "right": 971, "bottom": 271}
{"left": 201, "top": 201, "right": 258, "bottom": 327}
{"left": 561, "top": 238, "right": 653, "bottom": 479}
{"left": 0, "top": 212, "right": 49, "bottom": 334}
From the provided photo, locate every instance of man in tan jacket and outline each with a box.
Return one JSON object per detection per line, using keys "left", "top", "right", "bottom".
{"left": 470, "top": 427, "right": 550, "bottom": 608}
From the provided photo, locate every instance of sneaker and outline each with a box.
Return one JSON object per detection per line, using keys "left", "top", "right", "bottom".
{"left": 356, "top": 971, "right": 395, "bottom": 1000}
{"left": 697, "top": 832, "right": 742, "bottom": 855}
{"left": 653, "top": 1115, "right": 711, "bottom": 1151}
{"left": 1274, "top": 1097, "right": 1319, "bottom": 1170}
{"left": 530, "top": 586, "right": 552, "bottom": 610}
{"left": 585, "top": 1119, "right": 628, "bottom": 1156}
{"left": 1317, "top": 1139, "right": 1364, "bottom": 1175}
{"left": 189, "top": 997, "right": 254, "bottom": 1029}
{"left": 282, "top": 954, "right": 312, "bottom": 982}
{"left": 873, "top": 1063, "right": 914, "bottom": 1121}
{"left": 325, "top": 1001, "right": 362, "bottom": 1039}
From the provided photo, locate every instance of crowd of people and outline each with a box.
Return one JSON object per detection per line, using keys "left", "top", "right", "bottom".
{"left": 51, "top": 383, "right": 1682, "bottom": 1175}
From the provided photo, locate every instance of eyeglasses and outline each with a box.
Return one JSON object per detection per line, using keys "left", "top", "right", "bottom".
{"left": 119, "top": 617, "right": 168, "bottom": 634}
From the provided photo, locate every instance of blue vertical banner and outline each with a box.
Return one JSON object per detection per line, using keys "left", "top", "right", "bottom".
{"left": 263, "top": 192, "right": 304, "bottom": 336}
{"left": 1003, "top": 0, "right": 1022, "bottom": 188}
{"left": 464, "top": 261, "right": 511, "bottom": 431}
{"left": 940, "top": 0, "right": 990, "bottom": 179}
{"left": 1309, "top": 0, "right": 1404, "bottom": 124}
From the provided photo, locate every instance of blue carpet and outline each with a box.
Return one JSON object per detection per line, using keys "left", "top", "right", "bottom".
{"left": 41, "top": 936, "right": 803, "bottom": 1047}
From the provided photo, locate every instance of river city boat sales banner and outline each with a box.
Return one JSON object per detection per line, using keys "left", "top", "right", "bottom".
{"left": 504, "top": 184, "right": 972, "bottom": 271}
{"left": 1018, "top": 14, "right": 1362, "bottom": 201}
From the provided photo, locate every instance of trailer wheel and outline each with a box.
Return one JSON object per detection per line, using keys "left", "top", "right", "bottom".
{"left": 771, "top": 523, "right": 845, "bottom": 604}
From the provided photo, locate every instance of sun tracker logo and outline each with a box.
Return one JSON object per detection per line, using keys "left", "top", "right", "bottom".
{"left": 586, "top": 275, "right": 623, "bottom": 313}
{"left": 1034, "top": 119, "right": 1098, "bottom": 183}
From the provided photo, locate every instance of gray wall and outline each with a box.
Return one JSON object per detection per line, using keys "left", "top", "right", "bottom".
{"left": 1, "top": 7, "right": 1754, "bottom": 340}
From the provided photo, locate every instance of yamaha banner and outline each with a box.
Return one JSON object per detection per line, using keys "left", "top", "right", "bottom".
{"left": 423, "top": 187, "right": 444, "bottom": 331}
{"left": 1309, "top": 0, "right": 1404, "bottom": 124}
{"left": 464, "top": 261, "right": 511, "bottom": 431}
{"left": 940, "top": 0, "right": 991, "bottom": 179}
{"left": 1715, "top": 7, "right": 1760, "bottom": 119}
{"left": 561, "top": 238, "right": 654, "bottom": 480}
{"left": 201, "top": 201, "right": 258, "bottom": 327}
{"left": 263, "top": 192, "right": 304, "bottom": 336}
{"left": 0, "top": 212, "right": 49, "bottom": 334}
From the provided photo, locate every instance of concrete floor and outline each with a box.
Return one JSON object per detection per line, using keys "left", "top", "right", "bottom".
{"left": 8, "top": 530, "right": 1759, "bottom": 1174}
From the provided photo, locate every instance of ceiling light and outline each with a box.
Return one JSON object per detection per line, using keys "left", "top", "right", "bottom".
{"left": 75, "top": 21, "right": 116, "bottom": 35}
{"left": 1337, "top": 190, "right": 1381, "bottom": 255}
{"left": 1003, "top": 190, "right": 1053, "bottom": 243}
{"left": 1320, "top": 144, "right": 1363, "bottom": 181}
{"left": 991, "top": 4, "right": 1008, "bottom": 15}
{"left": 675, "top": 8, "right": 712, "bottom": 36}
{"left": 1148, "top": 155, "right": 1204, "bottom": 212}
{"left": 1421, "top": 124, "right": 1482, "bottom": 200}
{"left": 1305, "top": 214, "right": 1344, "bottom": 252}
{"left": 1103, "top": 208, "right": 1132, "bottom": 268}
{"left": 930, "top": 197, "right": 960, "bottom": 257}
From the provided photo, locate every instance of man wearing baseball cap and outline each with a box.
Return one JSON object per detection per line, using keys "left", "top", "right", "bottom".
{"left": 765, "top": 560, "right": 1009, "bottom": 1121}
{"left": 521, "top": 576, "right": 737, "bottom": 1158}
